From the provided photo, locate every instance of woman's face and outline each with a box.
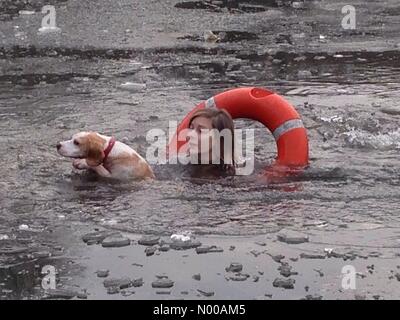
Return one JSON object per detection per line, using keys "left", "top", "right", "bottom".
{"left": 188, "top": 116, "right": 213, "bottom": 157}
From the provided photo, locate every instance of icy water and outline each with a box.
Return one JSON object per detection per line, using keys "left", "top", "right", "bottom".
{"left": 0, "top": 0, "right": 400, "bottom": 299}
{"left": 1, "top": 47, "right": 399, "bottom": 235}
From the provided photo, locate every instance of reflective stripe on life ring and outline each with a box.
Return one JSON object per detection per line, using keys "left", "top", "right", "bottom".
{"left": 205, "top": 97, "right": 216, "bottom": 108}
{"left": 272, "top": 119, "right": 304, "bottom": 141}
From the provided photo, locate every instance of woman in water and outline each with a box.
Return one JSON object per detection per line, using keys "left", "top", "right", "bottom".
{"left": 185, "top": 108, "right": 236, "bottom": 178}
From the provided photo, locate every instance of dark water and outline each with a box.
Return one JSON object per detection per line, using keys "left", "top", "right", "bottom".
{"left": 1, "top": 0, "right": 400, "bottom": 299}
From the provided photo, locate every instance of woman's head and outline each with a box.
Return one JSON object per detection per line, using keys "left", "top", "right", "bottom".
{"left": 187, "top": 108, "right": 235, "bottom": 172}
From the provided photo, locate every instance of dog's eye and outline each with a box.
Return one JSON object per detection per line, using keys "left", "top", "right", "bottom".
{"left": 73, "top": 140, "right": 80, "bottom": 146}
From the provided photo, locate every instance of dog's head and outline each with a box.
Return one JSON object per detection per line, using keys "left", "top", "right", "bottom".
{"left": 57, "top": 132, "right": 106, "bottom": 166}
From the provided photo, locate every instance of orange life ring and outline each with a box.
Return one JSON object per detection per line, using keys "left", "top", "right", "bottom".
{"left": 168, "top": 87, "right": 309, "bottom": 170}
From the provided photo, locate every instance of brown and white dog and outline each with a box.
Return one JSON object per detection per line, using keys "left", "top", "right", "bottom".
{"left": 57, "top": 132, "right": 154, "bottom": 180}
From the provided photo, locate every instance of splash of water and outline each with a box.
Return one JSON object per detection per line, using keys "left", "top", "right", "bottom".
{"left": 343, "top": 128, "right": 400, "bottom": 150}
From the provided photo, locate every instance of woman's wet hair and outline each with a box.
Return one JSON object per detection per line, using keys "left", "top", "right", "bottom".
{"left": 188, "top": 108, "right": 235, "bottom": 174}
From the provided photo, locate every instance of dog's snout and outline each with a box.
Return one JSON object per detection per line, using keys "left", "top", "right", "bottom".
{"left": 56, "top": 143, "right": 61, "bottom": 150}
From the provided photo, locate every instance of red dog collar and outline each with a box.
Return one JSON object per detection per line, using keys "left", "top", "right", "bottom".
{"left": 103, "top": 137, "right": 116, "bottom": 163}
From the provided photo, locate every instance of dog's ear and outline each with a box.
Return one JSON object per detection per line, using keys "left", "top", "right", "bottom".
{"left": 85, "top": 133, "right": 105, "bottom": 167}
